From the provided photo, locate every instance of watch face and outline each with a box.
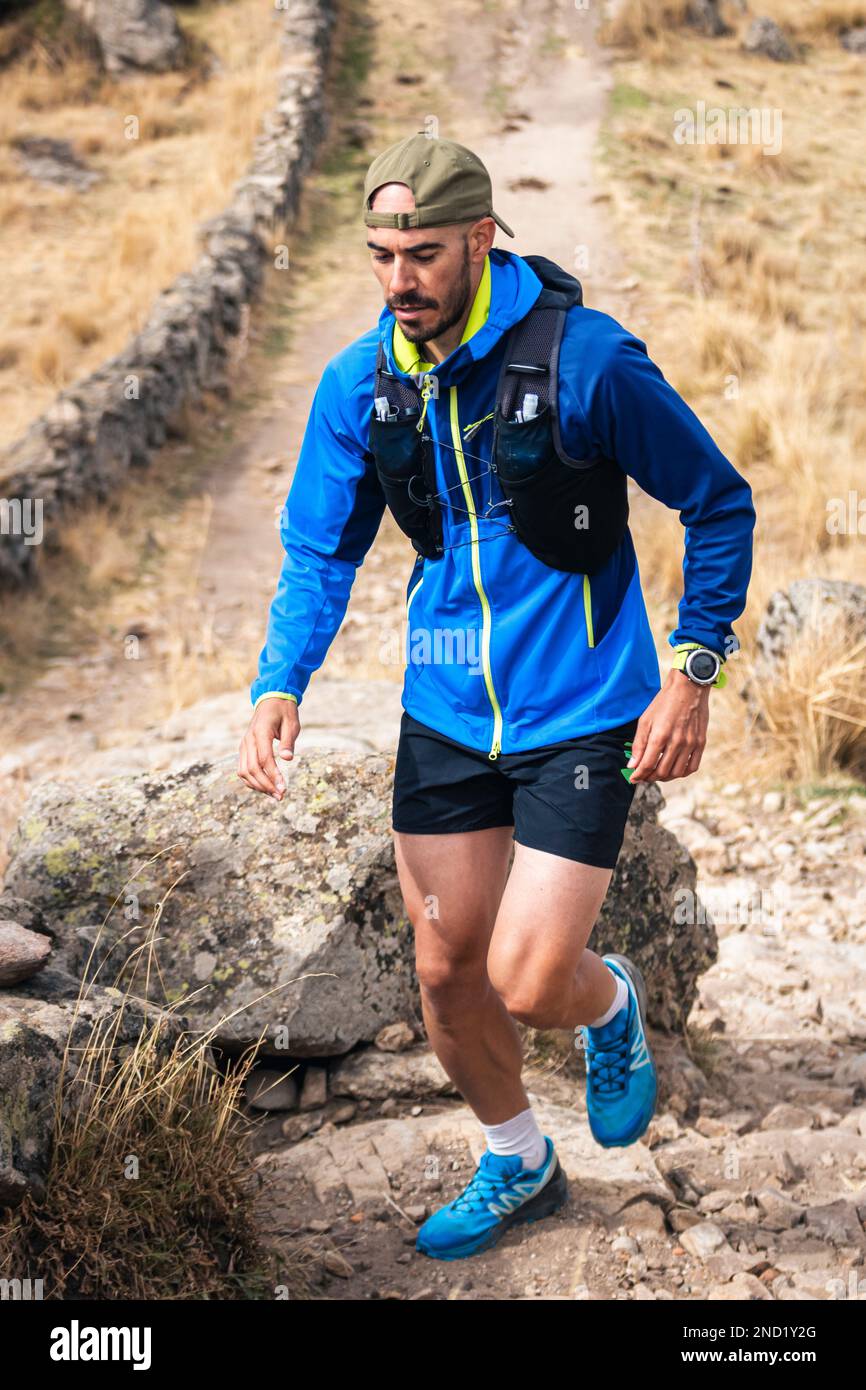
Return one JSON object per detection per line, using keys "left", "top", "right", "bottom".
{"left": 688, "top": 650, "right": 718, "bottom": 682}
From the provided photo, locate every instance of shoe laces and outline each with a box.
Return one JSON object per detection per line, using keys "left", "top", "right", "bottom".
{"left": 451, "top": 1163, "right": 512, "bottom": 1214}
{"left": 585, "top": 1019, "right": 630, "bottom": 1097}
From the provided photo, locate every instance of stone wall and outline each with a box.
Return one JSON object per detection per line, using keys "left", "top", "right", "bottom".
{"left": 0, "top": 0, "right": 336, "bottom": 588}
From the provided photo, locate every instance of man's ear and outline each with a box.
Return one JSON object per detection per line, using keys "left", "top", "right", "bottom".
{"left": 467, "top": 216, "right": 496, "bottom": 260}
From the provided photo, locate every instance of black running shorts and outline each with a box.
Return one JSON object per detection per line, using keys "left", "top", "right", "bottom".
{"left": 391, "top": 711, "right": 640, "bottom": 870}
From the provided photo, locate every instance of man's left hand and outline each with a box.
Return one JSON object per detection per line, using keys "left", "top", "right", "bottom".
{"left": 627, "top": 668, "right": 711, "bottom": 783}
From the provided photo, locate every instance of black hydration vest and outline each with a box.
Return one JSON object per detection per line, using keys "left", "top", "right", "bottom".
{"left": 366, "top": 254, "right": 629, "bottom": 575}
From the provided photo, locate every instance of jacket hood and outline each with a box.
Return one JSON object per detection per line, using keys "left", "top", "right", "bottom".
{"left": 377, "top": 247, "right": 545, "bottom": 388}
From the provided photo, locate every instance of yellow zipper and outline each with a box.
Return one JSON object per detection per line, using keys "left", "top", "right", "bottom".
{"left": 449, "top": 386, "right": 503, "bottom": 759}
{"left": 583, "top": 573, "right": 595, "bottom": 647}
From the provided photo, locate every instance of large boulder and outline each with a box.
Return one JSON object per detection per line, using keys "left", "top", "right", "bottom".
{"left": 3, "top": 752, "right": 420, "bottom": 1059}
{"left": 2, "top": 749, "right": 716, "bottom": 1049}
{"left": 64, "top": 0, "right": 186, "bottom": 75}
{"left": 755, "top": 579, "right": 866, "bottom": 675}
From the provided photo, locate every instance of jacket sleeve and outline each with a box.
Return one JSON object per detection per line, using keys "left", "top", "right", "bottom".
{"left": 571, "top": 328, "right": 755, "bottom": 660}
{"left": 250, "top": 360, "right": 387, "bottom": 708}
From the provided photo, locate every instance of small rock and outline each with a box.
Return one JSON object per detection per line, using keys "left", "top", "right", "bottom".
{"left": 698, "top": 1189, "right": 738, "bottom": 1214}
{"left": 280, "top": 1112, "right": 322, "bottom": 1143}
{"left": 709, "top": 1272, "right": 773, "bottom": 1300}
{"left": 760, "top": 1102, "right": 814, "bottom": 1131}
{"left": 719, "top": 1201, "right": 751, "bottom": 1223}
{"left": 11, "top": 135, "right": 101, "bottom": 191}
{"left": 622, "top": 1201, "right": 667, "bottom": 1235}
{"left": 322, "top": 1249, "right": 354, "bottom": 1278}
{"left": 841, "top": 26, "right": 866, "bottom": 53}
{"left": 762, "top": 791, "right": 784, "bottom": 813}
{"left": 246, "top": 1068, "right": 299, "bottom": 1112}
{"left": 0, "top": 921, "right": 52, "bottom": 986}
{"left": 694, "top": 1116, "right": 732, "bottom": 1139}
{"left": 647, "top": 1113, "right": 681, "bottom": 1145}
{"left": 754, "top": 1187, "right": 803, "bottom": 1231}
{"left": 772, "top": 1149, "right": 805, "bottom": 1184}
{"left": 330, "top": 1045, "right": 454, "bottom": 1101}
{"left": 742, "top": 16, "right": 796, "bottom": 63}
{"left": 705, "top": 1250, "right": 753, "bottom": 1281}
{"left": 374, "top": 1020, "right": 416, "bottom": 1052}
{"left": 833, "top": 1054, "right": 866, "bottom": 1089}
{"left": 804, "top": 1201, "right": 865, "bottom": 1248}
{"left": 299, "top": 1065, "right": 328, "bottom": 1111}
{"left": 680, "top": 1221, "right": 731, "bottom": 1260}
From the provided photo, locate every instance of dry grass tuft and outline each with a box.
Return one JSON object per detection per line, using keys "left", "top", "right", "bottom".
{"left": 601, "top": 0, "right": 696, "bottom": 53}
{"left": 740, "top": 611, "right": 866, "bottom": 786}
{"left": 0, "top": 860, "right": 312, "bottom": 1300}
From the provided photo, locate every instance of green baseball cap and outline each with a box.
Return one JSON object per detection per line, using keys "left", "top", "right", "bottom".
{"left": 362, "top": 133, "right": 515, "bottom": 237}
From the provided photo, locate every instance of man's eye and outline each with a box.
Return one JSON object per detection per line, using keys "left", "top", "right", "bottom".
{"left": 372, "top": 252, "right": 435, "bottom": 264}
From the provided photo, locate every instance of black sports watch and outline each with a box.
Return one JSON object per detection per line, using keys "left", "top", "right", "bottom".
{"left": 672, "top": 643, "right": 726, "bottom": 688}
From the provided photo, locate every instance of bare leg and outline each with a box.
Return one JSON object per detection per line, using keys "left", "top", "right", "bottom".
{"left": 393, "top": 826, "right": 529, "bottom": 1124}
{"left": 486, "top": 842, "right": 618, "bottom": 1032}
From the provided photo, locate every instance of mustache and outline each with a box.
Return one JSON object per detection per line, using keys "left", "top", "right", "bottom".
{"left": 388, "top": 297, "right": 437, "bottom": 310}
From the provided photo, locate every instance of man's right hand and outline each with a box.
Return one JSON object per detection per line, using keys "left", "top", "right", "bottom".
{"left": 237, "top": 698, "right": 300, "bottom": 800}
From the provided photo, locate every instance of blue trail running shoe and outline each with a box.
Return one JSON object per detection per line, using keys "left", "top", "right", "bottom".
{"left": 415, "top": 1135, "right": 568, "bottom": 1260}
{"left": 578, "top": 953, "right": 658, "bottom": 1148}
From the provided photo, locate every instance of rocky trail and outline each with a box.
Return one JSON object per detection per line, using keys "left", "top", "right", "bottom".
{"left": 245, "top": 781, "right": 866, "bottom": 1301}
{"left": 1, "top": 0, "right": 864, "bottom": 1300}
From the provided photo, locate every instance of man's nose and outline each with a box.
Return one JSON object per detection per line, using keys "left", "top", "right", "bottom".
{"left": 388, "top": 258, "right": 417, "bottom": 298}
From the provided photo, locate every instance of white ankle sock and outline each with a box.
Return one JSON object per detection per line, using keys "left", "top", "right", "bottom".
{"left": 480, "top": 1105, "right": 548, "bottom": 1171}
{"left": 588, "top": 970, "right": 628, "bottom": 1027}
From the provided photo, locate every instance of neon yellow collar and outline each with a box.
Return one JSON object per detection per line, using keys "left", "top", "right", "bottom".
{"left": 392, "top": 253, "right": 491, "bottom": 374}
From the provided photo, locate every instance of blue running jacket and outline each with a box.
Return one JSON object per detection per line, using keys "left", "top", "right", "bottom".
{"left": 250, "top": 248, "right": 755, "bottom": 758}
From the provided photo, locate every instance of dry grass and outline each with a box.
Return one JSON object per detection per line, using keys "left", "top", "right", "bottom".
{"left": 0, "top": 0, "right": 284, "bottom": 449}
{"left": 601, "top": 0, "right": 696, "bottom": 53}
{"left": 599, "top": 0, "right": 866, "bottom": 788}
{"left": 603, "top": 0, "right": 866, "bottom": 49}
{"left": 743, "top": 618, "right": 866, "bottom": 785}
{"left": 0, "top": 861, "right": 316, "bottom": 1300}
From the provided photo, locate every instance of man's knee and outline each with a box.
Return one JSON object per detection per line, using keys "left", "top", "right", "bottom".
{"left": 415, "top": 948, "right": 488, "bottom": 1016}
{"left": 488, "top": 951, "right": 575, "bottom": 1028}
{"left": 495, "top": 979, "right": 567, "bottom": 1029}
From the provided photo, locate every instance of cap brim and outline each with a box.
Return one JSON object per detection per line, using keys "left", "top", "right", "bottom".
{"left": 492, "top": 210, "right": 515, "bottom": 238}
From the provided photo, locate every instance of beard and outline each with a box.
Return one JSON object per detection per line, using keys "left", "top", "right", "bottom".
{"left": 389, "top": 238, "right": 472, "bottom": 348}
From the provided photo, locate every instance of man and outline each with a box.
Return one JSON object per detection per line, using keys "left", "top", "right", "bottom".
{"left": 238, "top": 134, "right": 755, "bottom": 1261}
